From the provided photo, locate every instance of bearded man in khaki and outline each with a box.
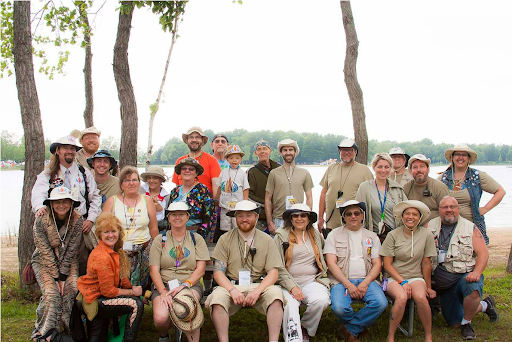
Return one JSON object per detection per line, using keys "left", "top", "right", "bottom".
{"left": 206, "top": 200, "right": 285, "bottom": 342}
{"left": 318, "top": 139, "right": 373, "bottom": 235}
{"left": 403, "top": 154, "right": 449, "bottom": 221}
{"left": 74, "top": 126, "right": 101, "bottom": 170}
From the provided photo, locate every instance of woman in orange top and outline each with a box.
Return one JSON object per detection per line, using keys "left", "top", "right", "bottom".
{"left": 77, "top": 213, "right": 144, "bottom": 342}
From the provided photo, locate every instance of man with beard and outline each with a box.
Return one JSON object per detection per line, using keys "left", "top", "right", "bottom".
{"left": 211, "top": 133, "right": 230, "bottom": 170}
{"left": 86, "top": 150, "right": 120, "bottom": 207}
{"left": 205, "top": 200, "right": 285, "bottom": 342}
{"left": 388, "top": 147, "right": 412, "bottom": 186}
{"left": 172, "top": 126, "right": 221, "bottom": 198}
{"left": 403, "top": 154, "right": 449, "bottom": 221}
{"left": 318, "top": 139, "right": 373, "bottom": 236}
{"left": 248, "top": 139, "right": 280, "bottom": 232}
{"left": 265, "top": 139, "right": 313, "bottom": 234}
{"left": 428, "top": 196, "right": 498, "bottom": 340}
{"left": 74, "top": 126, "right": 101, "bottom": 170}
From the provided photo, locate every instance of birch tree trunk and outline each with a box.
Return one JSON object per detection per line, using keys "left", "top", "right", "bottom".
{"left": 114, "top": 2, "right": 137, "bottom": 168}
{"left": 13, "top": 1, "right": 45, "bottom": 285}
{"left": 340, "top": 1, "right": 369, "bottom": 164}
{"left": 78, "top": 2, "right": 94, "bottom": 128}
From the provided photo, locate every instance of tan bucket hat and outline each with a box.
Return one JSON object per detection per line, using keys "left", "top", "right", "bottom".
{"left": 79, "top": 126, "right": 101, "bottom": 143}
{"left": 224, "top": 145, "right": 245, "bottom": 158}
{"left": 141, "top": 165, "right": 168, "bottom": 182}
{"left": 444, "top": 144, "right": 477, "bottom": 165}
{"left": 277, "top": 139, "right": 300, "bottom": 156}
{"left": 393, "top": 200, "right": 431, "bottom": 227}
{"left": 408, "top": 154, "right": 431, "bottom": 169}
{"left": 182, "top": 126, "right": 208, "bottom": 145}
{"left": 226, "top": 200, "right": 261, "bottom": 217}
{"left": 169, "top": 288, "right": 204, "bottom": 333}
{"left": 49, "top": 135, "right": 82, "bottom": 154}
{"left": 174, "top": 157, "right": 204, "bottom": 176}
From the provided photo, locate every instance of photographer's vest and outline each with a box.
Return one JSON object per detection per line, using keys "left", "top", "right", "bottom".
{"left": 429, "top": 216, "right": 476, "bottom": 273}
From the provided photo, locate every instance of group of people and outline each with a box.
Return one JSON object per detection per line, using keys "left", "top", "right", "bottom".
{"left": 28, "top": 125, "right": 504, "bottom": 342}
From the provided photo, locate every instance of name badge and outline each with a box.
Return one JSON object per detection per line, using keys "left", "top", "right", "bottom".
{"left": 378, "top": 221, "right": 384, "bottom": 235}
{"left": 238, "top": 269, "right": 251, "bottom": 286}
{"left": 168, "top": 279, "right": 180, "bottom": 291}
{"left": 438, "top": 250, "right": 446, "bottom": 263}
{"left": 363, "top": 238, "right": 373, "bottom": 255}
{"left": 285, "top": 195, "right": 296, "bottom": 209}
{"left": 228, "top": 201, "right": 237, "bottom": 210}
{"left": 123, "top": 241, "right": 133, "bottom": 251}
{"left": 335, "top": 197, "right": 346, "bottom": 208}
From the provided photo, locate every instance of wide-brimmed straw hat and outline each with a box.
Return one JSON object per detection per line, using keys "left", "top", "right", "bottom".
{"left": 87, "top": 150, "right": 117, "bottom": 170}
{"left": 277, "top": 139, "right": 300, "bottom": 156}
{"left": 43, "top": 187, "right": 80, "bottom": 208}
{"left": 169, "top": 288, "right": 204, "bottom": 333}
{"left": 408, "top": 154, "right": 431, "bottom": 169}
{"left": 165, "top": 202, "right": 191, "bottom": 218}
{"left": 282, "top": 203, "right": 317, "bottom": 223}
{"left": 444, "top": 144, "right": 478, "bottom": 165}
{"left": 393, "top": 200, "right": 431, "bottom": 227}
{"left": 49, "top": 135, "right": 82, "bottom": 154}
{"left": 338, "top": 138, "right": 359, "bottom": 155}
{"left": 174, "top": 157, "right": 204, "bottom": 176}
{"left": 226, "top": 200, "right": 261, "bottom": 217}
{"left": 224, "top": 145, "right": 245, "bottom": 158}
{"left": 79, "top": 126, "right": 101, "bottom": 143}
{"left": 182, "top": 126, "right": 208, "bottom": 145}
{"left": 141, "top": 165, "right": 168, "bottom": 182}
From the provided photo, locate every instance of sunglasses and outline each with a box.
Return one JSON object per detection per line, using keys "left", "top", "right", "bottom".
{"left": 181, "top": 166, "right": 196, "bottom": 172}
{"left": 291, "top": 213, "right": 309, "bottom": 219}
{"left": 344, "top": 211, "right": 362, "bottom": 217}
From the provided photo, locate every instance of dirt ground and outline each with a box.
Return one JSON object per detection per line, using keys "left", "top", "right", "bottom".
{"left": 2, "top": 228, "right": 511, "bottom": 273}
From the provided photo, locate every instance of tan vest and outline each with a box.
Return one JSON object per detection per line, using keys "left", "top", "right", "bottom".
{"left": 429, "top": 216, "right": 476, "bottom": 273}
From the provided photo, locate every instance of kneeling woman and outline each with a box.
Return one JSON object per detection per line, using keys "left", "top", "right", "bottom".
{"left": 275, "top": 203, "right": 331, "bottom": 341}
{"left": 149, "top": 202, "right": 210, "bottom": 342}
{"left": 77, "top": 213, "right": 144, "bottom": 342}
{"left": 380, "top": 200, "right": 437, "bottom": 342}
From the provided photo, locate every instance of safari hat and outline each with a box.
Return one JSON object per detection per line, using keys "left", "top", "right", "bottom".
{"left": 339, "top": 200, "right": 366, "bottom": 223}
{"left": 224, "top": 145, "right": 245, "bottom": 158}
{"left": 141, "top": 165, "right": 168, "bottom": 182}
{"left": 282, "top": 203, "right": 317, "bottom": 223}
{"left": 79, "top": 126, "right": 101, "bottom": 143}
{"left": 87, "top": 150, "right": 117, "bottom": 170}
{"left": 165, "top": 202, "right": 190, "bottom": 217}
{"left": 338, "top": 138, "right": 359, "bottom": 155}
{"left": 174, "top": 157, "right": 204, "bottom": 176}
{"left": 444, "top": 144, "right": 477, "bottom": 165}
{"left": 226, "top": 200, "right": 261, "bottom": 217}
{"left": 49, "top": 135, "right": 82, "bottom": 154}
{"left": 277, "top": 139, "right": 300, "bottom": 156}
{"left": 254, "top": 139, "right": 271, "bottom": 150}
{"left": 43, "top": 186, "right": 80, "bottom": 208}
{"left": 389, "top": 147, "right": 410, "bottom": 163}
{"left": 182, "top": 126, "right": 208, "bottom": 145}
{"left": 408, "top": 154, "right": 431, "bottom": 169}
{"left": 169, "top": 288, "right": 204, "bottom": 333}
{"left": 393, "top": 200, "right": 431, "bottom": 227}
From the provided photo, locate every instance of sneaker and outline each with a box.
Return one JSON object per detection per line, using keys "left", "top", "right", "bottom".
{"left": 483, "top": 295, "right": 499, "bottom": 322}
{"left": 301, "top": 326, "right": 310, "bottom": 341}
{"left": 460, "top": 323, "right": 476, "bottom": 340}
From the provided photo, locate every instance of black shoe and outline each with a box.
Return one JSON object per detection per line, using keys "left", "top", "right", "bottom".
{"left": 483, "top": 295, "right": 499, "bottom": 322}
{"left": 460, "top": 323, "right": 476, "bottom": 340}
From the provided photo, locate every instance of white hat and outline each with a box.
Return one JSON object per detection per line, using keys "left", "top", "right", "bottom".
{"left": 408, "top": 154, "right": 431, "bottom": 169}
{"left": 226, "top": 200, "right": 261, "bottom": 217}
{"left": 49, "top": 135, "right": 82, "bottom": 154}
{"left": 338, "top": 138, "right": 359, "bottom": 155}
{"left": 339, "top": 200, "right": 366, "bottom": 224}
{"left": 277, "top": 139, "right": 300, "bottom": 156}
{"left": 43, "top": 186, "right": 80, "bottom": 208}
{"left": 282, "top": 203, "right": 318, "bottom": 223}
{"left": 165, "top": 202, "right": 191, "bottom": 217}
{"left": 79, "top": 126, "right": 101, "bottom": 143}
{"left": 444, "top": 144, "right": 477, "bottom": 165}
{"left": 393, "top": 200, "right": 431, "bottom": 227}
{"left": 182, "top": 126, "right": 208, "bottom": 145}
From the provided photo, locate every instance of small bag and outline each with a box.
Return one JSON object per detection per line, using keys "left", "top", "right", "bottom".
{"left": 22, "top": 262, "right": 36, "bottom": 285}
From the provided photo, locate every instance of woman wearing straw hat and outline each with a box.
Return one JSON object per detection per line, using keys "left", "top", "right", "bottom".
{"left": 275, "top": 203, "right": 331, "bottom": 342}
{"left": 31, "top": 187, "right": 83, "bottom": 342}
{"left": 149, "top": 202, "right": 209, "bottom": 342}
{"left": 140, "top": 165, "right": 170, "bottom": 230}
{"left": 380, "top": 200, "right": 437, "bottom": 342}
{"left": 439, "top": 144, "right": 505, "bottom": 244}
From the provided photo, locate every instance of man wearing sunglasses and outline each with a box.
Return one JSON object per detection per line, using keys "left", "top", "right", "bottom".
{"left": 211, "top": 133, "right": 230, "bottom": 170}
{"left": 324, "top": 200, "right": 387, "bottom": 342}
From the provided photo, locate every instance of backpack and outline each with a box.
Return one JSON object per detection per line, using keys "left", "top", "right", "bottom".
{"left": 161, "top": 230, "right": 197, "bottom": 247}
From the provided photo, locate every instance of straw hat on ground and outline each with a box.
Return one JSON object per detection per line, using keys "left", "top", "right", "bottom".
{"left": 282, "top": 203, "right": 317, "bottom": 223}
{"left": 182, "top": 126, "right": 208, "bottom": 145}
{"left": 141, "top": 165, "right": 168, "bottom": 182}
{"left": 393, "top": 200, "right": 431, "bottom": 227}
{"left": 169, "top": 288, "right": 204, "bottom": 333}
{"left": 444, "top": 144, "right": 478, "bottom": 165}
{"left": 174, "top": 157, "right": 204, "bottom": 176}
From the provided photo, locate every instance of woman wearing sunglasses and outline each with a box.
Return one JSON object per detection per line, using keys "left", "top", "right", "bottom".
{"left": 274, "top": 203, "right": 331, "bottom": 341}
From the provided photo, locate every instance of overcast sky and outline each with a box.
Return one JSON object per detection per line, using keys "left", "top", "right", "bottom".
{"left": 2, "top": 0, "right": 512, "bottom": 150}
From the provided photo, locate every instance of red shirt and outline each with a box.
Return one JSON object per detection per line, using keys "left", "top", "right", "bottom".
{"left": 172, "top": 152, "right": 221, "bottom": 193}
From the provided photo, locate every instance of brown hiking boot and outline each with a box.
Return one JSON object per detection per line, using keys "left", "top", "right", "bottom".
{"left": 338, "top": 325, "right": 360, "bottom": 342}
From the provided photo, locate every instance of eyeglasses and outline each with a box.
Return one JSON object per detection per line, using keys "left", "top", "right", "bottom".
{"left": 181, "top": 166, "right": 196, "bottom": 172}
{"left": 344, "top": 211, "right": 362, "bottom": 217}
{"left": 213, "top": 139, "right": 227, "bottom": 144}
{"left": 122, "top": 179, "right": 139, "bottom": 183}
{"left": 453, "top": 153, "right": 469, "bottom": 158}
{"left": 338, "top": 148, "right": 355, "bottom": 154}
{"left": 440, "top": 205, "right": 459, "bottom": 210}
{"left": 291, "top": 213, "right": 309, "bottom": 219}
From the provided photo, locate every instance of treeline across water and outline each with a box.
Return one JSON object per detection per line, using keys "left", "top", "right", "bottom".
{"left": 3, "top": 129, "right": 512, "bottom": 165}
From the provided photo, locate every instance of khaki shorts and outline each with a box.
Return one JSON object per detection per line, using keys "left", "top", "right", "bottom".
{"left": 205, "top": 284, "right": 284, "bottom": 316}
{"left": 151, "top": 283, "right": 203, "bottom": 301}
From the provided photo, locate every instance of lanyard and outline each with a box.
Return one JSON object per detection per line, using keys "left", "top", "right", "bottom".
{"left": 283, "top": 166, "right": 294, "bottom": 195}
{"left": 229, "top": 167, "right": 240, "bottom": 200}
{"left": 438, "top": 222, "right": 458, "bottom": 250}
{"left": 375, "top": 180, "right": 387, "bottom": 221}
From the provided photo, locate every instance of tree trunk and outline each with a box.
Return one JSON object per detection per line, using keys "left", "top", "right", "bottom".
{"left": 340, "top": 1, "right": 369, "bottom": 165}
{"left": 13, "top": 1, "right": 45, "bottom": 286}
{"left": 507, "top": 242, "right": 512, "bottom": 274}
{"left": 78, "top": 2, "right": 94, "bottom": 128}
{"left": 114, "top": 2, "right": 137, "bottom": 168}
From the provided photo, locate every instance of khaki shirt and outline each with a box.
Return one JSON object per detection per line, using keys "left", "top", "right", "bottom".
{"left": 149, "top": 231, "right": 210, "bottom": 284}
{"left": 403, "top": 177, "right": 449, "bottom": 220}
{"left": 266, "top": 166, "right": 314, "bottom": 219}
{"left": 212, "top": 229, "right": 283, "bottom": 283}
{"left": 320, "top": 162, "right": 373, "bottom": 229}
{"left": 97, "top": 175, "right": 121, "bottom": 208}
{"left": 389, "top": 169, "right": 412, "bottom": 186}
{"left": 75, "top": 149, "right": 93, "bottom": 170}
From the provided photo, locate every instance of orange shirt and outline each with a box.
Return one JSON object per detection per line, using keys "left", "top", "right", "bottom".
{"left": 172, "top": 152, "right": 221, "bottom": 193}
{"left": 77, "top": 241, "right": 132, "bottom": 304}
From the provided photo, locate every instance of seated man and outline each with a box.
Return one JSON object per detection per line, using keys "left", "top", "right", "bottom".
{"left": 205, "top": 200, "right": 285, "bottom": 342}
{"left": 324, "top": 200, "right": 388, "bottom": 342}
{"left": 429, "top": 196, "right": 498, "bottom": 340}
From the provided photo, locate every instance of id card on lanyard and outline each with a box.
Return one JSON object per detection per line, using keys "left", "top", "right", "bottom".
{"left": 376, "top": 180, "right": 387, "bottom": 234}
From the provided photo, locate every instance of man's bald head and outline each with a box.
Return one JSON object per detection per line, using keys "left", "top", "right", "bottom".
{"left": 439, "top": 195, "right": 460, "bottom": 224}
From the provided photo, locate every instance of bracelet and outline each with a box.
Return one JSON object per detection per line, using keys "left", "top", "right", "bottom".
{"left": 159, "top": 288, "right": 167, "bottom": 295}
{"left": 185, "top": 279, "right": 193, "bottom": 288}
{"left": 400, "top": 280, "right": 409, "bottom": 286}
{"left": 130, "top": 289, "right": 134, "bottom": 296}
{"left": 228, "top": 288, "right": 235, "bottom": 293}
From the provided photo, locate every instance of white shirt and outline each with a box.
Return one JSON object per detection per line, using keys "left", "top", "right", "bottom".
{"left": 347, "top": 229, "right": 367, "bottom": 279}
{"left": 140, "top": 183, "right": 169, "bottom": 221}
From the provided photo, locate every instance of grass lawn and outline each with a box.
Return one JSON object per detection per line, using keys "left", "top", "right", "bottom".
{"left": 2, "top": 267, "right": 511, "bottom": 341}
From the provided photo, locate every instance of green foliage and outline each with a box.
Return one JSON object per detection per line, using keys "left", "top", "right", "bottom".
{"left": 145, "top": 1, "right": 186, "bottom": 33}
{"left": 0, "top": 1, "right": 13, "bottom": 78}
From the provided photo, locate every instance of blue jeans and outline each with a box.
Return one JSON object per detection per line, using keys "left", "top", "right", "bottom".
{"left": 330, "top": 279, "right": 388, "bottom": 336}
{"left": 439, "top": 274, "right": 484, "bottom": 326}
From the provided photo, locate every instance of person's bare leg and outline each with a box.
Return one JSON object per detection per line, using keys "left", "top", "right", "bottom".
{"left": 463, "top": 290, "right": 482, "bottom": 320}
{"left": 153, "top": 296, "right": 173, "bottom": 336}
{"left": 410, "top": 281, "right": 432, "bottom": 342}
{"left": 266, "top": 300, "right": 284, "bottom": 341}
{"left": 386, "top": 282, "right": 408, "bottom": 342}
{"left": 212, "top": 304, "right": 230, "bottom": 342}
{"left": 185, "top": 329, "right": 200, "bottom": 342}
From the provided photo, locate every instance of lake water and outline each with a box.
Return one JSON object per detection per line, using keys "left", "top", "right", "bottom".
{"left": 2, "top": 165, "right": 511, "bottom": 234}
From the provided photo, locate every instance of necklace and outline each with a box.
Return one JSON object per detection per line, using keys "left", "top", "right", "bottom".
{"left": 122, "top": 194, "right": 138, "bottom": 230}
{"left": 283, "top": 164, "right": 294, "bottom": 194}
{"left": 339, "top": 163, "right": 354, "bottom": 193}
{"left": 51, "top": 208, "right": 72, "bottom": 248}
